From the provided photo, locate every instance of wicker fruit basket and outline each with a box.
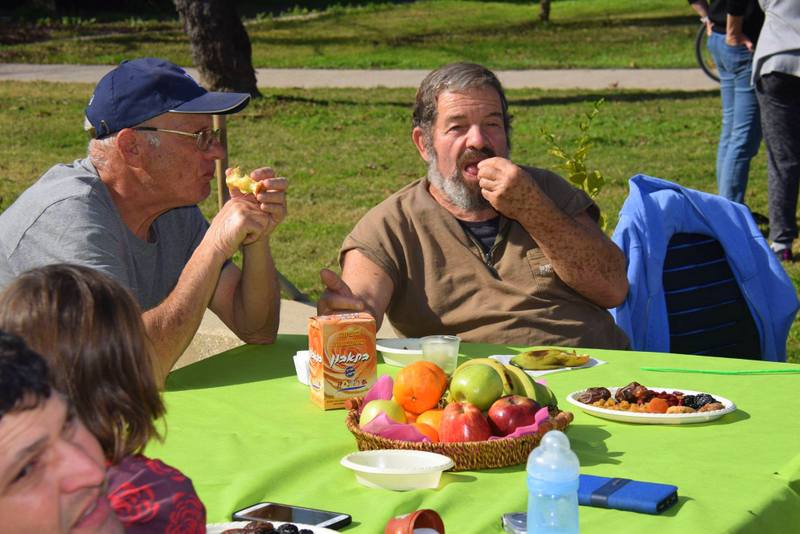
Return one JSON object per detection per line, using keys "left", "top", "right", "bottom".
{"left": 344, "top": 399, "right": 573, "bottom": 471}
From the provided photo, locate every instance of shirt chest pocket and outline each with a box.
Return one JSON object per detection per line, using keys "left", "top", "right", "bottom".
{"left": 526, "top": 248, "right": 558, "bottom": 292}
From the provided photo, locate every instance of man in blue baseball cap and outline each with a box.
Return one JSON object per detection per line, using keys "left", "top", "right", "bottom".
{"left": 0, "top": 58, "right": 287, "bottom": 382}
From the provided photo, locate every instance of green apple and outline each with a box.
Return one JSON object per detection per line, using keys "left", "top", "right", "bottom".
{"left": 448, "top": 364, "right": 505, "bottom": 411}
{"left": 359, "top": 399, "right": 407, "bottom": 426}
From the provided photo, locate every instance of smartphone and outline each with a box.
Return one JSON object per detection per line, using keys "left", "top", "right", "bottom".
{"left": 232, "top": 502, "right": 351, "bottom": 530}
{"left": 500, "top": 512, "right": 527, "bottom": 534}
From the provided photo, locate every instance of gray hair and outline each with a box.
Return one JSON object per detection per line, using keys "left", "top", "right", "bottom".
{"left": 84, "top": 116, "right": 159, "bottom": 167}
{"left": 412, "top": 63, "right": 512, "bottom": 145}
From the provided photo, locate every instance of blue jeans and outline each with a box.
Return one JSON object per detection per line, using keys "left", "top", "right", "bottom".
{"left": 707, "top": 32, "right": 761, "bottom": 204}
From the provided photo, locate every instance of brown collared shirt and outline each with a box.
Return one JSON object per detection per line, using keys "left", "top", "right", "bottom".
{"left": 341, "top": 167, "right": 629, "bottom": 349}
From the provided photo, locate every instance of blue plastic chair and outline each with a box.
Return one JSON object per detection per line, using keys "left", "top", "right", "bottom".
{"left": 610, "top": 175, "right": 798, "bottom": 361}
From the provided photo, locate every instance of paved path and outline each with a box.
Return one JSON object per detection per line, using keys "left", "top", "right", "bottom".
{"left": 0, "top": 63, "right": 718, "bottom": 91}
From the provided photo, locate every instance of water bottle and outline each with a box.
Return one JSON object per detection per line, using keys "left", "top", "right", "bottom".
{"left": 526, "top": 430, "right": 580, "bottom": 533}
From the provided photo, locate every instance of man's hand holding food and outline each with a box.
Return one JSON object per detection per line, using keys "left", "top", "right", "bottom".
{"left": 208, "top": 167, "right": 287, "bottom": 258}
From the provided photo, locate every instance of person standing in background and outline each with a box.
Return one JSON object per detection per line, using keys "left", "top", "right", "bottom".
{"left": 752, "top": 0, "right": 800, "bottom": 262}
{"left": 688, "top": 0, "right": 764, "bottom": 205}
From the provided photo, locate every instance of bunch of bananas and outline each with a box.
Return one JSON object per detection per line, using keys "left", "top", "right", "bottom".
{"left": 449, "top": 358, "right": 558, "bottom": 408}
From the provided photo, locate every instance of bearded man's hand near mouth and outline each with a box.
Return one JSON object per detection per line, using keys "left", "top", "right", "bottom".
{"left": 476, "top": 157, "right": 540, "bottom": 219}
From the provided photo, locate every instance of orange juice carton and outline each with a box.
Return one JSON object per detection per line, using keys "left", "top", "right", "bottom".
{"left": 308, "top": 312, "right": 377, "bottom": 410}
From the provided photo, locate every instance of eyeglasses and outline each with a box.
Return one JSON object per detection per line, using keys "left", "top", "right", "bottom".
{"left": 132, "top": 127, "right": 221, "bottom": 151}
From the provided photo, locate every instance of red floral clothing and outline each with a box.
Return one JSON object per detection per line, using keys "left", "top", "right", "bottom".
{"left": 107, "top": 454, "right": 206, "bottom": 534}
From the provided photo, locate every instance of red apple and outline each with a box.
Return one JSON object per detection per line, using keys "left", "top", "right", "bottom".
{"left": 488, "top": 395, "right": 540, "bottom": 437}
{"left": 439, "top": 401, "right": 491, "bottom": 442}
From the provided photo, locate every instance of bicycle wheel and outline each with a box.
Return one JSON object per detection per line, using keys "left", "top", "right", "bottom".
{"left": 695, "top": 24, "right": 720, "bottom": 82}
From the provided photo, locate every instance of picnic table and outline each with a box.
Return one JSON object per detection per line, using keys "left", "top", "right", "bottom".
{"left": 147, "top": 335, "right": 800, "bottom": 532}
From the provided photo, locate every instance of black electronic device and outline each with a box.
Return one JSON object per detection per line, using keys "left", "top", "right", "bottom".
{"left": 232, "top": 502, "right": 351, "bottom": 530}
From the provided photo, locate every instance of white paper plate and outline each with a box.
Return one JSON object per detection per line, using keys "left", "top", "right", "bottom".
{"left": 489, "top": 354, "right": 605, "bottom": 377}
{"left": 207, "top": 521, "right": 337, "bottom": 534}
{"left": 376, "top": 338, "right": 423, "bottom": 367}
{"left": 566, "top": 387, "right": 736, "bottom": 425}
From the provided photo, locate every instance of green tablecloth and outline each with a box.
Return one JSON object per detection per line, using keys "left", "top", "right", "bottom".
{"left": 147, "top": 335, "right": 800, "bottom": 533}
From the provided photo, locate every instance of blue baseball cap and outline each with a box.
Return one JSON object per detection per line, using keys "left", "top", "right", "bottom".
{"left": 85, "top": 57, "right": 251, "bottom": 138}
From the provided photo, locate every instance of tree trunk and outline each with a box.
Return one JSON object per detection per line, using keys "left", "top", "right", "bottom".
{"left": 174, "top": 0, "right": 261, "bottom": 98}
{"left": 539, "top": 0, "right": 551, "bottom": 22}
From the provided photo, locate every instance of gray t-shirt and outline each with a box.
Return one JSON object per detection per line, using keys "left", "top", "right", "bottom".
{"left": 0, "top": 158, "right": 209, "bottom": 310}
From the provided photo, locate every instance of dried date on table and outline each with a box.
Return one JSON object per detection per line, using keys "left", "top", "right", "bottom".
{"left": 614, "top": 381, "right": 653, "bottom": 403}
{"left": 222, "top": 521, "right": 275, "bottom": 533}
{"left": 575, "top": 387, "right": 611, "bottom": 404}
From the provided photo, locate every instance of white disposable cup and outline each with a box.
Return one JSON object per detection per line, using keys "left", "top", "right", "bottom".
{"left": 420, "top": 335, "right": 461, "bottom": 375}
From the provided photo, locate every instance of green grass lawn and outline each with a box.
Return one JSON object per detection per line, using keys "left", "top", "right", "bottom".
{"left": 0, "top": 80, "right": 797, "bottom": 362}
{"left": 1, "top": 0, "right": 703, "bottom": 69}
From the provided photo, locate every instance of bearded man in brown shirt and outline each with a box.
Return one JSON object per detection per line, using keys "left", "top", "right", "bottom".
{"left": 318, "top": 63, "right": 629, "bottom": 349}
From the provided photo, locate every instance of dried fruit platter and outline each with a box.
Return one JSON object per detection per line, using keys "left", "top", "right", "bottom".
{"left": 566, "top": 385, "right": 736, "bottom": 425}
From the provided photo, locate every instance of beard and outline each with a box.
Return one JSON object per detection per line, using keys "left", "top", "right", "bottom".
{"left": 426, "top": 147, "right": 495, "bottom": 212}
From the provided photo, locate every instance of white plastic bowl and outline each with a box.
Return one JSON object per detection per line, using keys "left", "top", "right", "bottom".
{"left": 376, "top": 338, "right": 423, "bottom": 367}
{"left": 340, "top": 449, "right": 454, "bottom": 491}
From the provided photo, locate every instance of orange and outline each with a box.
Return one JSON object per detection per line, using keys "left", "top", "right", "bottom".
{"left": 416, "top": 409, "right": 444, "bottom": 432}
{"left": 412, "top": 422, "right": 439, "bottom": 442}
{"left": 416, "top": 360, "right": 448, "bottom": 383}
{"left": 393, "top": 361, "right": 448, "bottom": 414}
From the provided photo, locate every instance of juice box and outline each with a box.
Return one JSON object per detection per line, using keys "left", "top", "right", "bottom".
{"left": 308, "top": 313, "right": 377, "bottom": 410}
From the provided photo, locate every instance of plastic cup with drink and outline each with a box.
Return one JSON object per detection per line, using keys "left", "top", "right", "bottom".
{"left": 420, "top": 335, "right": 461, "bottom": 375}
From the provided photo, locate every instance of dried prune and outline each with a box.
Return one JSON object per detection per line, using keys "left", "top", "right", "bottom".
{"left": 576, "top": 387, "right": 611, "bottom": 404}
{"left": 299, "top": 530, "right": 313, "bottom": 534}
{"left": 276, "top": 524, "right": 299, "bottom": 534}
{"left": 683, "top": 393, "right": 718, "bottom": 410}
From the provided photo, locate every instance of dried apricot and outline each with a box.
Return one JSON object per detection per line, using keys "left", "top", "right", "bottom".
{"left": 646, "top": 397, "right": 669, "bottom": 413}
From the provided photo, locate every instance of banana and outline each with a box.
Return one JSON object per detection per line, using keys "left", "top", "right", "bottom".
{"left": 503, "top": 364, "right": 558, "bottom": 408}
{"left": 510, "top": 348, "right": 590, "bottom": 370}
{"left": 452, "top": 358, "right": 514, "bottom": 396}
{"left": 504, "top": 363, "right": 536, "bottom": 397}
